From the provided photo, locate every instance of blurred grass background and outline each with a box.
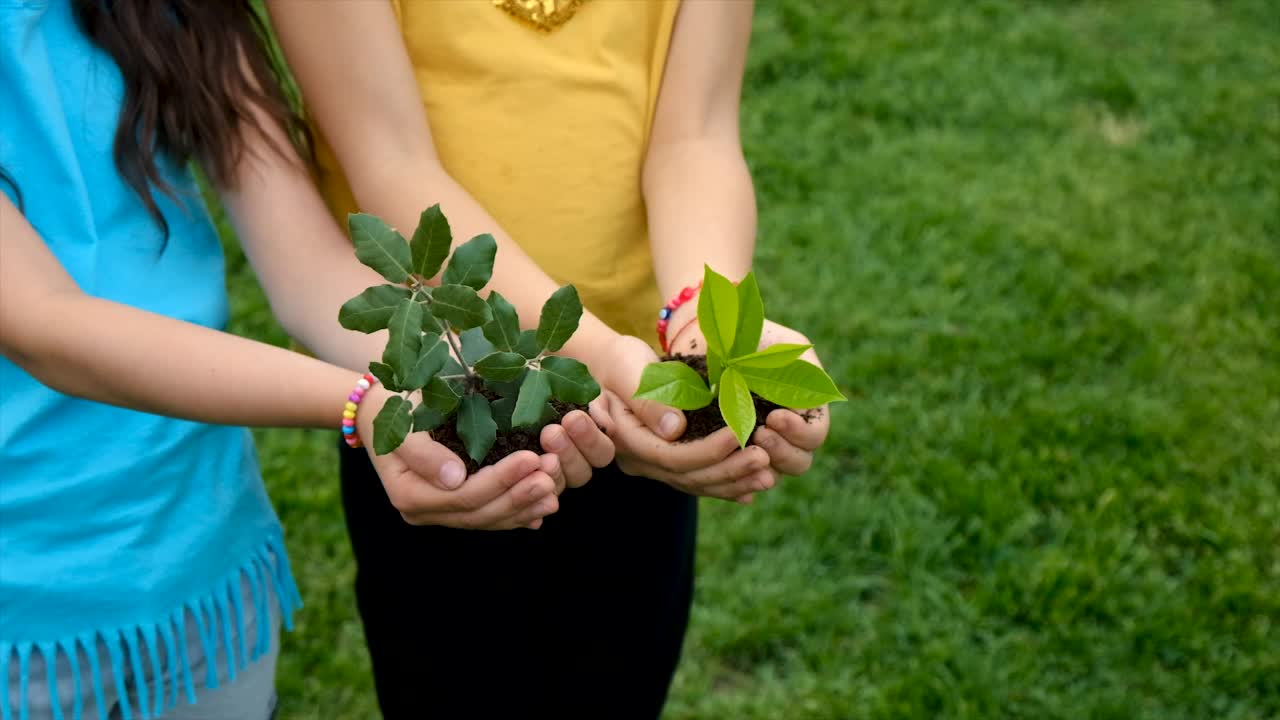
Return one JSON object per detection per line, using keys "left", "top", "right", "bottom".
{"left": 217, "top": 1, "right": 1280, "bottom": 717}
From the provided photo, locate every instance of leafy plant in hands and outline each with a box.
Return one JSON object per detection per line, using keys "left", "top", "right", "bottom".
{"left": 634, "top": 266, "right": 846, "bottom": 447}
{"left": 339, "top": 205, "right": 600, "bottom": 462}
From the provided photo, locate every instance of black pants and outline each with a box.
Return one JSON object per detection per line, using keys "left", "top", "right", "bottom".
{"left": 339, "top": 442, "right": 698, "bottom": 719}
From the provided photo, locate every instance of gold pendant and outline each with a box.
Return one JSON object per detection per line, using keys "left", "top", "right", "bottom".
{"left": 493, "top": 0, "right": 592, "bottom": 32}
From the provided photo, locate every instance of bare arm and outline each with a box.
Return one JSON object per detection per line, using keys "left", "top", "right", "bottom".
{"left": 644, "top": 1, "right": 832, "bottom": 494}
{"left": 644, "top": 0, "right": 757, "bottom": 334}
{"left": 266, "top": 0, "right": 617, "bottom": 371}
{"left": 0, "top": 193, "right": 359, "bottom": 430}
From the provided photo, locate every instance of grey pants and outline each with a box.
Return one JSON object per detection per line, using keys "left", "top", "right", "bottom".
{"left": 5, "top": 572, "right": 281, "bottom": 720}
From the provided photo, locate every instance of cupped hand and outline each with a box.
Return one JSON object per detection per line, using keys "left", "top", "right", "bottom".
{"left": 357, "top": 387, "right": 561, "bottom": 529}
{"left": 668, "top": 318, "right": 834, "bottom": 502}
{"left": 590, "top": 389, "right": 774, "bottom": 502}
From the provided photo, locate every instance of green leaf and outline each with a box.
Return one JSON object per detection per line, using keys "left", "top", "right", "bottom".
{"left": 474, "top": 351, "right": 527, "bottom": 382}
{"left": 339, "top": 285, "right": 412, "bottom": 333}
{"left": 633, "top": 361, "right": 713, "bottom": 410}
{"left": 442, "top": 233, "right": 497, "bottom": 290}
{"left": 536, "top": 285, "right": 584, "bottom": 353}
{"left": 731, "top": 343, "right": 812, "bottom": 369}
{"left": 511, "top": 369, "right": 552, "bottom": 428}
{"left": 422, "top": 376, "right": 462, "bottom": 415}
{"left": 367, "top": 361, "right": 399, "bottom": 392}
{"left": 481, "top": 291, "right": 522, "bottom": 352}
{"left": 441, "top": 355, "right": 464, "bottom": 376}
{"left": 491, "top": 396, "right": 516, "bottom": 432}
{"left": 708, "top": 352, "right": 725, "bottom": 386}
{"left": 484, "top": 370, "right": 527, "bottom": 399}
{"left": 372, "top": 395, "right": 412, "bottom": 455}
{"left": 718, "top": 367, "right": 756, "bottom": 448}
{"left": 736, "top": 360, "right": 847, "bottom": 409}
{"left": 419, "top": 303, "right": 445, "bottom": 335}
{"left": 515, "top": 330, "right": 542, "bottom": 359}
{"left": 349, "top": 213, "right": 412, "bottom": 284}
{"left": 697, "top": 265, "right": 739, "bottom": 361}
{"left": 401, "top": 336, "right": 449, "bottom": 390}
{"left": 459, "top": 327, "right": 496, "bottom": 366}
{"left": 412, "top": 401, "right": 448, "bottom": 433}
{"left": 729, "top": 271, "right": 764, "bottom": 358}
{"left": 382, "top": 299, "right": 423, "bottom": 381}
{"left": 431, "top": 284, "right": 492, "bottom": 330}
{"left": 410, "top": 204, "right": 452, "bottom": 280}
{"left": 457, "top": 393, "right": 497, "bottom": 463}
{"left": 541, "top": 356, "right": 601, "bottom": 405}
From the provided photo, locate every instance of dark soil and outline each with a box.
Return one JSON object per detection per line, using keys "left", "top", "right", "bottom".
{"left": 667, "top": 353, "right": 823, "bottom": 443}
{"left": 431, "top": 386, "right": 587, "bottom": 474}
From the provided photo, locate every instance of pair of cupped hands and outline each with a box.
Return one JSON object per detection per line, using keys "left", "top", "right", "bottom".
{"left": 358, "top": 321, "right": 830, "bottom": 530}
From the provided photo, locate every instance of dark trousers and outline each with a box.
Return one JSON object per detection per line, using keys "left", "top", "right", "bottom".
{"left": 339, "top": 442, "right": 698, "bottom": 719}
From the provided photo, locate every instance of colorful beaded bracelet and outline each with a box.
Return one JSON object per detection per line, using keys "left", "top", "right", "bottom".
{"left": 657, "top": 282, "right": 702, "bottom": 354}
{"left": 342, "top": 373, "right": 378, "bottom": 449}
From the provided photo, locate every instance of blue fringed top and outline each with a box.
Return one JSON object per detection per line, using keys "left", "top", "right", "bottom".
{"left": 0, "top": 3, "right": 300, "bottom": 718}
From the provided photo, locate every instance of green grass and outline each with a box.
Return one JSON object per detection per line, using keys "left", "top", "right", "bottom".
{"left": 219, "top": 1, "right": 1280, "bottom": 717}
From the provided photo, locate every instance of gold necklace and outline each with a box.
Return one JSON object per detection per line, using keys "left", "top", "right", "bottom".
{"left": 493, "top": 0, "right": 593, "bottom": 32}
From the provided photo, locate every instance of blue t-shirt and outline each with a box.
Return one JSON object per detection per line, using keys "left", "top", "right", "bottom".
{"left": 0, "top": 2, "right": 300, "bottom": 717}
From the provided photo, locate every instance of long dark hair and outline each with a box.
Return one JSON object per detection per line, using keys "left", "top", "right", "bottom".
{"left": 70, "top": 0, "right": 311, "bottom": 236}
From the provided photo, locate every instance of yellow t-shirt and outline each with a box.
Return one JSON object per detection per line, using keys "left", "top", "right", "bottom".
{"left": 314, "top": 0, "right": 681, "bottom": 342}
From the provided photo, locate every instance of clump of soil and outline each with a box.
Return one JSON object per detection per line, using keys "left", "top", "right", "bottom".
{"left": 430, "top": 386, "right": 586, "bottom": 474}
{"left": 666, "top": 353, "right": 822, "bottom": 443}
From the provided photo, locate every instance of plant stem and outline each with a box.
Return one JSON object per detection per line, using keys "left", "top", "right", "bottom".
{"left": 443, "top": 330, "right": 473, "bottom": 379}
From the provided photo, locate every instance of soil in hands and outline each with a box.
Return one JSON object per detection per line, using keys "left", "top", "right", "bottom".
{"left": 667, "top": 353, "right": 823, "bottom": 443}
{"left": 431, "top": 386, "right": 587, "bottom": 474}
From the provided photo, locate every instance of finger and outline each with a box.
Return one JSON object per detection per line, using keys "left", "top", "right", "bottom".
{"left": 541, "top": 424, "right": 593, "bottom": 489}
{"left": 427, "top": 450, "right": 543, "bottom": 515}
{"left": 609, "top": 336, "right": 687, "bottom": 441}
{"left": 702, "top": 468, "right": 778, "bottom": 502}
{"left": 386, "top": 431, "right": 469, "bottom": 490}
{"left": 752, "top": 426, "right": 814, "bottom": 475}
{"left": 447, "top": 471, "right": 561, "bottom": 530}
{"left": 538, "top": 448, "right": 569, "bottom": 495}
{"left": 608, "top": 402, "right": 740, "bottom": 473}
{"left": 590, "top": 391, "right": 620, "bottom": 437}
{"left": 736, "top": 494, "right": 754, "bottom": 505}
{"left": 618, "top": 444, "right": 769, "bottom": 496}
{"left": 627, "top": 395, "right": 686, "bottom": 442}
{"left": 562, "top": 410, "right": 616, "bottom": 468}
{"left": 766, "top": 408, "right": 829, "bottom": 452}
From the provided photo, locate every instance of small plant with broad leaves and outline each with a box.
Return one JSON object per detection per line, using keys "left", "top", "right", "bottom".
{"left": 339, "top": 204, "right": 600, "bottom": 462}
{"left": 633, "top": 266, "right": 846, "bottom": 447}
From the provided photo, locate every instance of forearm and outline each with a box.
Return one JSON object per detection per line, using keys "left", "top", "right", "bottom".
{"left": 644, "top": 138, "right": 757, "bottom": 329}
{"left": 8, "top": 292, "right": 360, "bottom": 428}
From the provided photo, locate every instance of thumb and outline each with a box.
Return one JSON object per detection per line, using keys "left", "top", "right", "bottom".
{"left": 611, "top": 335, "right": 687, "bottom": 441}
{"left": 627, "top": 395, "right": 686, "bottom": 442}
{"left": 389, "top": 431, "right": 469, "bottom": 491}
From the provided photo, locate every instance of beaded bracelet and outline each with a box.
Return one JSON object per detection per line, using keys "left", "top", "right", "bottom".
{"left": 657, "top": 282, "right": 702, "bottom": 354}
{"left": 342, "top": 373, "right": 378, "bottom": 449}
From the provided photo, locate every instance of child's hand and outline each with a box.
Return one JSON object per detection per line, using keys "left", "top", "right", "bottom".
{"left": 371, "top": 438, "right": 560, "bottom": 529}
{"left": 590, "top": 389, "right": 773, "bottom": 501}
{"left": 669, "top": 318, "right": 834, "bottom": 501}
{"left": 592, "top": 335, "right": 772, "bottom": 502}
{"left": 358, "top": 387, "right": 561, "bottom": 529}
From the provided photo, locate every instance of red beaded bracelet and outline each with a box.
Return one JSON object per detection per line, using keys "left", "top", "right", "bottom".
{"left": 341, "top": 373, "right": 378, "bottom": 449}
{"left": 657, "top": 282, "right": 701, "bottom": 354}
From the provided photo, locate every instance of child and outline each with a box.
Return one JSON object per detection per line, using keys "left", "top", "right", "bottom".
{"left": 0, "top": 2, "right": 610, "bottom": 717}
{"left": 270, "top": 1, "right": 833, "bottom": 716}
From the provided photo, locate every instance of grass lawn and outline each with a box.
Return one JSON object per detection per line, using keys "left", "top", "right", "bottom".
{"left": 219, "top": 1, "right": 1279, "bottom": 717}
